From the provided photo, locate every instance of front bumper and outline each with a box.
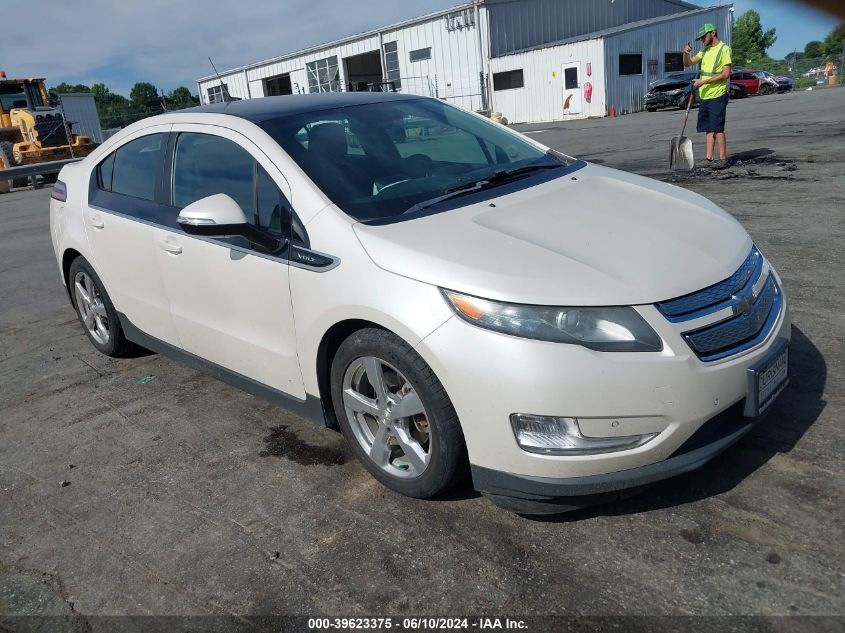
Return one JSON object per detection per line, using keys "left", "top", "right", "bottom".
{"left": 416, "top": 270, "right": 791, "bottom": 491}
{"left": 472, "top": 399, "right": 771, "bottom": 513}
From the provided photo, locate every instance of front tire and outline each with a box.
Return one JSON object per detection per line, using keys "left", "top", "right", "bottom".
{"left": 68, "top": 257, "right": 131, "bottom": 357}
{"left": 330, "top": 328, "right": 468, "bottom": 499}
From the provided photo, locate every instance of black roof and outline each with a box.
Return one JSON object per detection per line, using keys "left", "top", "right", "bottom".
{"left": 180, "top": 92, "right": 426, "bottom": 123}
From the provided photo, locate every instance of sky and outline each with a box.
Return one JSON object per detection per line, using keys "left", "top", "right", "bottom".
{"left": 0, "top": 0, "right": 838, "bottom": 97}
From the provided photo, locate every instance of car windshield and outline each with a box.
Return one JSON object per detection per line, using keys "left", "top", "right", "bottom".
{"left": 260, "top": 97, "right": 578, "bottom": 223}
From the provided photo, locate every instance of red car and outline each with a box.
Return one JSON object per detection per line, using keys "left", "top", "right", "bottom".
{"left": 730, "top": 70, "right": 778, "bottom": 96}
{"left": 730, "top": 70, "right": 760, "bottom": 95}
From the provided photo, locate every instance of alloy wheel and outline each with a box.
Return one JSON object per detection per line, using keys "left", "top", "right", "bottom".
{"left": 73, "top": 271, "right": 110, "bottom": 346}
{"left": 342, "top": 356, "right": 431, "bottom": 478}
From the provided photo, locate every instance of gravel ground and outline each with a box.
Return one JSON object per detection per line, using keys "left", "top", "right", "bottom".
{"left": 0, "top": 88, "right": 842, "bottom": 629}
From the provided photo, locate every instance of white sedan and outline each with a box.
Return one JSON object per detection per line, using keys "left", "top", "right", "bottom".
{"left": 49, "top": 93, "right": 790, "bottom": 513}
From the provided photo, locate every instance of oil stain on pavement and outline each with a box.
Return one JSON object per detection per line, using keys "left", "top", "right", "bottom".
{"left": 259, "top": 425, "right": 347, "bottom": 466}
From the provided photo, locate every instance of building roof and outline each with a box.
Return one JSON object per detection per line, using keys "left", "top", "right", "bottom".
{"left": 496, "top": 4, "right": 731, "bottom": 57}
{"left": 196, "top": 1, "right": 478, "bottom": 84}
{"left": 179, "top": 91, "right": 425, "bottom": 122}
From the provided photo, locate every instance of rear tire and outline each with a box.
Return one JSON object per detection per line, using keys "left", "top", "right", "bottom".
{"left": 330, "top": 328, "right": 468, "bottom": 499}
{"left": 68, "top": 257, "right": 132, "bottom": 357}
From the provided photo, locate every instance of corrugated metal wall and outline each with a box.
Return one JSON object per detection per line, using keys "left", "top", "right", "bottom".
{"left": 603, "top": 6, "right": 732, "bottom": 115}
{"left": 489, "top": 38, "right": 605, "bottom": 123}
{"left": 486, "top": 0, "right": 693, "bottom": 57}
{"left": 197, "top": 6, "right": 489, "bottom": 112}
{"left": 58, "top": 94, "right": 103, "bottom": 143}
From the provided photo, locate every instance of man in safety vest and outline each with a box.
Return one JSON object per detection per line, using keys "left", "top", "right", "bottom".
{"left": 684, "top": 23, "right": 732, "bottom": 169}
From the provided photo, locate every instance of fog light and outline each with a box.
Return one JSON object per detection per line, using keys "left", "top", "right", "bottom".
{"left": 510, "top": 414, "right": 657, "bottom": 455}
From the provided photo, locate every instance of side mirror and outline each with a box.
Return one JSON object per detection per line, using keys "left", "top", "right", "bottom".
{"left": 177, "top": 194, "right": 284, "bottom": 253}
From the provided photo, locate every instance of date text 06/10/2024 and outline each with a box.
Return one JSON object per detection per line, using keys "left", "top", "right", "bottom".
{"left": 307, "top": 617, "right": 528, "bottom": 630}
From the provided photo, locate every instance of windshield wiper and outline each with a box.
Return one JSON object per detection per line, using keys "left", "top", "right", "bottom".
{"left": 483, "top": 162, "right": 566, "bottom": 184}
{"left": 401, "top": 180, "right": 490, "bottom": 216}
{"left": 401, "top": 162, "right": 566, "bottom": 217}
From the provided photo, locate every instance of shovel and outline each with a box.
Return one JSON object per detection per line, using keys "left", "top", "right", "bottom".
{"left": 669, "top": 90, "right": 695, "bottom": 170}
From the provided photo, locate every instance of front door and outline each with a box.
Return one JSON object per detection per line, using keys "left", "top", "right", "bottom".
{"left": 156, "top": 125, "right": 305, "bottom": 399}
{"left": 562, "top": 62, "right": 582, "bottom": 115}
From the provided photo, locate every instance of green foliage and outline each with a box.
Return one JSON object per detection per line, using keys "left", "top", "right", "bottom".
{"left": 166, "top": 86, "right": 199, "bottom": 108}
{"left": 794, "top": 77, "right": 817, "bottom": 89}
{"left": 49, "top": 80, "right": 197, "bottom": 130}
{"left": 822, "top": 23, "right": 845, "bottom": 57}
{"left": 804, "top": 41, "right": 825, "bottom": 58}
{"left": 52, "top": 83, "right": 92, "bottom": 94}
{"left": 732, "top": 10, "right": 777, "bottom": 65}
{"left": 129, "top": 82, "right": 160, "bottom": 109}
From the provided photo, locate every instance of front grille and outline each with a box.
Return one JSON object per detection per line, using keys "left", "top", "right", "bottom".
{"left": 34, "top": 114, "right": 70, "bottom": 147}
{"left": 682, "top": 276, "right": 781, "bottom": 361}
{"left": 657, "top": 246, "right": 762, "bottom": 322}
{"left": 655, "top": 245, "right": 782, "bottom": 362}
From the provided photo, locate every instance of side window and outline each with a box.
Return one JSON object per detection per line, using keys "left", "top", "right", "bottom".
{"left": 172, "top": 133, "right": 254, "bottom": 213}
{"left": 173, "top": 132, "right": 303, "bottom": 245}
{"left": 97, "top": 152, "right": 115, "bottom": 191}
{"left": 256, "top": 164, "right": 287, "bottom": 235}
{"left": 111, "top": 134, "right": 163, "bottom": 201}
{"left": 257, "top": 165, "right": 307, "bottom": 244}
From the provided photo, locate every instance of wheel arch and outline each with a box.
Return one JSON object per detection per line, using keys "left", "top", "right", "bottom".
{"left": 315, "top": 318, "right": 390, "bottom": 429}
{"left": 61, "top": 248, "right": 84, "bottom": 304}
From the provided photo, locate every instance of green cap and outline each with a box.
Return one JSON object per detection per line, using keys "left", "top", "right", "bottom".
{"left": 696, "top": 23, "right": 716, "bottom": 40}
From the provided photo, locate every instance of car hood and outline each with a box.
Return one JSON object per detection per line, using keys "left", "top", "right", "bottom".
{"left": 648, "top": 80, "right": 687, "bottom": 91}
{"left": 352, "top": 163, "right": 751, "bottom": 306}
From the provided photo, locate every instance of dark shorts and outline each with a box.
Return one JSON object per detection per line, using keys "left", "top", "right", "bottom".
{"left": 697, "top": 93, "right": 729, "bottom": 133}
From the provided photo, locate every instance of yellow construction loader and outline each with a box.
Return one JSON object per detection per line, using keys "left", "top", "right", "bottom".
{"left": 1, "top": 70, "right": 97, "bottom": 192}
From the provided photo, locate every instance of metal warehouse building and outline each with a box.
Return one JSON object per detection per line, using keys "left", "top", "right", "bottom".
{"left": 196, "top": 0, "right": 732, "bottom": 124}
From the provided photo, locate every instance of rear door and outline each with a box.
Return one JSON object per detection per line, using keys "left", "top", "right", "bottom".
{"left": 83, "top": 125, "right": 181, "bottom": 345}
{"left": 155, "top": 125, "right": 305, "bottom": 398}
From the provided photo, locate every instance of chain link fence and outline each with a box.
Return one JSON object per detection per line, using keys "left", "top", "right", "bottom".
{"left": 743, "top": 54, "right": 843, "bottom": 90}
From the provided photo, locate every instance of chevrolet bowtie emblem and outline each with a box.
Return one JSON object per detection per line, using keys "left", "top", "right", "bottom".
{"left": 731, "top": 292, "right": 755, "bottom": 316}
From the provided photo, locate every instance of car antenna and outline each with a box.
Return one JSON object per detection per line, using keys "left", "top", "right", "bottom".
{"left": 208, "top": 56, "right": 234, "bottom": 102}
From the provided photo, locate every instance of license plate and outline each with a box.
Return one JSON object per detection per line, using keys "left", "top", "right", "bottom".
{"left": 744, "top": 339, "right": 789, "bottom": 417}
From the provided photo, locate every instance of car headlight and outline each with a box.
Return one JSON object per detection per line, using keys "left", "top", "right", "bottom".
{"left": 666, "top": 88, "right": 683, "bottom": 95}
{"left": 441, "top": 290, "right": 663, "bottom": 352}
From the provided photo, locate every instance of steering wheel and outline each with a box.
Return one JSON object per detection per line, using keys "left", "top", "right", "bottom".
{"left": 373, "top": 154, "right": 434, "bottom": 196}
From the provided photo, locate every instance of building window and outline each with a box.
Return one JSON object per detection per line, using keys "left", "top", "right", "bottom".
{"left": 665, "top": 53, "right": 685, "bottom": 73}
{"left": 493, "top": 69, "right": 524, "bottom": 91}
{"left": 445, "top": 9, "right": 475, "bottom": 31}
{"left": 409, "top": 47, "right": 432, "bottom": 63}
{"left": 306, "top": 56, "right": 341, "bottom": 93}
{"left": 383, "top": 41, "right": 402, "bottom": 90}
{"left": 619, "top": 54, "right": 643, "bottom": 76}
{"left": 207, "top": 84, "right": 226, "bottom": 103}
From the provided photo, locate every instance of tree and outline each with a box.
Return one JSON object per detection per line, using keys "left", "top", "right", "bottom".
{"left": 804, "top": 40, "right": 825, "bottom": 59}
{"left": 166, "top": 86, "right": 199, "bottom": 109}
{"left": 129, "top": 82, "right": 160, "bottom": 109}
{"left": 822, "top": 23, "right": 845, "bottom": 57}
{"left": 53, "top": 82, "right": 91, "bottom": 93}
{"left": 732, "top": 10, "right": 777, "bottom": 64}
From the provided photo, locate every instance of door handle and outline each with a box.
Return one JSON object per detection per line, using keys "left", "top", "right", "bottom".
{"left": 89, "top": 215, "right": 104, "bottom": 229}
{"left": 159, "top": 239, "right": 183, "bottom": 255}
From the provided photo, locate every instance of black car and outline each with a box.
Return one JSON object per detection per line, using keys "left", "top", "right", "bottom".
{"left": 645, "top": 72, "right": 747, "bottom": 111}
